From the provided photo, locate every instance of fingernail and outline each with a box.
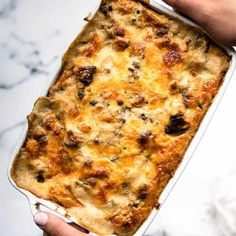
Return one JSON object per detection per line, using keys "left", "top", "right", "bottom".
{"left": 34, "top": 212, "right": 48, "bottom": 226}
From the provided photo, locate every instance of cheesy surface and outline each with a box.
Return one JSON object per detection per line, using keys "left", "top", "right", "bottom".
{"left": 11, "top": 0, "right": 230, "bottom": 235}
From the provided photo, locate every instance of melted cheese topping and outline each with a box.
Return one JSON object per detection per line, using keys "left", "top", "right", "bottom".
{"left": 11, "top": 0, "right": 230, "bottom": 235}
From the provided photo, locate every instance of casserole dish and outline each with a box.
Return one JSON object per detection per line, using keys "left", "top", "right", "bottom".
{"left": 8, "top": 0, "right": 236, "bottom": 235}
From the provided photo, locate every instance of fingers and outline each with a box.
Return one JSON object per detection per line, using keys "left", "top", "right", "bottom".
{"left": 162, "top": 0, "right": 177, "bottom": 7}
{"left": 163, "top": 0, "right": 194, "bottom": 10}
{"left": 162, "top": 0, "right": 203, "bottom": 18}
{"left": 163, "top": 0, "right": 188, "bottom": 10}
{"left": 34, "top": 212, "right": 88, "bottom": 236}
{"left": 163, "top": 0, "right": 212, "bottom": 28}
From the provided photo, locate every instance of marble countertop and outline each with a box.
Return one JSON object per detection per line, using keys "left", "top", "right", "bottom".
{"left": 1, "top": 0, "right": 236, "bottom": 235}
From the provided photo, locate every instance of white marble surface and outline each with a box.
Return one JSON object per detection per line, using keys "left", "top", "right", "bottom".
{"left": 1, "top": 0, "right": 236, "bottom": 235}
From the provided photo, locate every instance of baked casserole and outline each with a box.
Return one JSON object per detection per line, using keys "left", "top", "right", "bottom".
{"left": 11, "top": 0, "right": 231, "bottom": 235}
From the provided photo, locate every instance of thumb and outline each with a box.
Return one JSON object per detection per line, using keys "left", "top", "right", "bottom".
{"left": 34, "top": 212, "right": 88, "bottom": 236}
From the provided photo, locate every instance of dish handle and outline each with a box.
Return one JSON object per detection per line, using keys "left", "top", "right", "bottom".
{"left": 27, "top": 197, "right": 94, "bottom": 235}
{"left": 29, "top": 199, "right": 41, "bottom": 216}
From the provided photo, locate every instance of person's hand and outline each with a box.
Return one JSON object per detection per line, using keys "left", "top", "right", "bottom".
{"left": 34, "top": 212, "right": 88, "bottom": 236}
{"left": 163, "top": 0, "right": 236, "bottom": 45}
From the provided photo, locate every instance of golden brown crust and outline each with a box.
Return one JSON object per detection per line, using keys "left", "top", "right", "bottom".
{"left": 11, "top": 0, "right": 230, "bottom": 235}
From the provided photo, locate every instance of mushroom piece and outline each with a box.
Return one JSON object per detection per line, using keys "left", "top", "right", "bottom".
{"left": 76, "top": 66, "right": 97, "bottom": 86}
{"left": 165, "top": 114, "right": 190, "bottom": 135}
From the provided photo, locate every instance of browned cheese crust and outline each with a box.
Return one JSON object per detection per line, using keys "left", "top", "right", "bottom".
{"left": 11, "top": 0, "right": 230, "bottom": 235}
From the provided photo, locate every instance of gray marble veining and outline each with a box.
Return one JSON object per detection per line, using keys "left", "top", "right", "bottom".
{"left": 1, "top": 1, "right": 236, "bottom": 236}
